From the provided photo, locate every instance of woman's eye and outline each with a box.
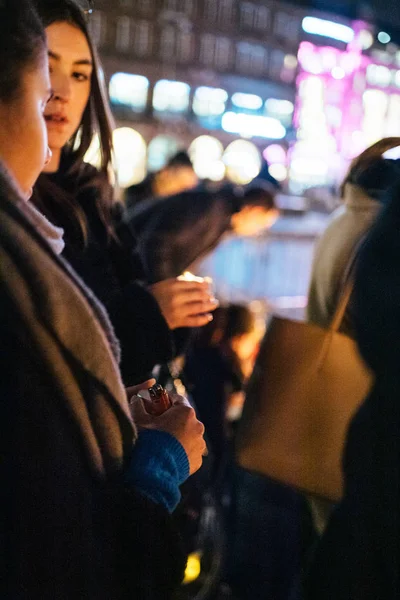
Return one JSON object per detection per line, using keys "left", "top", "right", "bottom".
{"left": 73, "top": 72, "right": 89, "bottom": 82}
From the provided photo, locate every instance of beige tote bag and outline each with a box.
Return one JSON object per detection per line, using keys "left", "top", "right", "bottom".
{"left": 235, "top": 279, "right": 373, "bottom": 501}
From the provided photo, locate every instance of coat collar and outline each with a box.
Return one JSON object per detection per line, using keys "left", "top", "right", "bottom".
{"left": 0, "top": 164, "right": 133, "bottom": 432}
{"left": 343, "top": 183, "right": 382, "bottom": 213}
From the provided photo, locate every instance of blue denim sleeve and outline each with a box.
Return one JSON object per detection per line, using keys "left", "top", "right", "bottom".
{"left": 125, "top": 429, "right": 190, "bottom": 513}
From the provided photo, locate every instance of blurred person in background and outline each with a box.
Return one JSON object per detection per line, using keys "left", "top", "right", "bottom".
{"left": 125, "top": 150, "right": 198, "bottom": 210}
{"left": 308, "top": 137, "right": 400, "bottom": 337}
{"left": 306, "top": 137, "right": 400, "bottom": 534}
{"left": 185, "top": 304, "right": 262, "bottom": 481}
{"left": 305, "top": 177, "right": 400, "bottom": 600}
{"left": 128, "top": 181, "right": 279, "bottom": 284}
{"left": 31, "top": 0, "right": 218, "bottom": 386}
{"left": 0, "top": 1, "right": 206, "bottom": 597}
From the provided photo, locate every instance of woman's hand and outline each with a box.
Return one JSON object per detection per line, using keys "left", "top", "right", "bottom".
{"left": 125, "top": 379, "right": 156, "bottom": 404}
{"left": 130, "top": 393, "right": 206, "bottom": 475}
{"left": 149, "top": 278, "right": 219, "bottom": 329}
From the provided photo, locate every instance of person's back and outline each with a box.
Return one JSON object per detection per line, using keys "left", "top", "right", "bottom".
{"left": 307, "top": 138, "right": 400, "bottom": 337}
{"left": 307, "top": 184, "right": 381, "bottom": 336}
{"left": 305, "top": 179, "right": 400, "bottom": 600}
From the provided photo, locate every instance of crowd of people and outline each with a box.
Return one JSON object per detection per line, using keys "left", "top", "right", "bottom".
{"left": 1, "top": 0, "right": 400, "bottom": 598}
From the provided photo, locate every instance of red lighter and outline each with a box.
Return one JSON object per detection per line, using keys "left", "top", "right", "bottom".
{"left": 147, "top": 384, "right": 172, "bottom": 416}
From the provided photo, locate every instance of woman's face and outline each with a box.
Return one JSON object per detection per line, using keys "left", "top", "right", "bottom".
{"left": 44, "top": 22, "right": 92, "bottom": 162}
{"left": 0, "top": 50, "right": 52, "bottom": 198}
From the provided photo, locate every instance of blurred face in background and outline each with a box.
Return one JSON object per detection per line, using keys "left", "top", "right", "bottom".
{"left": 153, "top": 165, "right": 199, "bottom": 198}
{"left": 231, "top": 205, "right": 279, "bottom": 237}
{"left": 44, "top": 21, "right": 92, "bottom": 171}
{"left": 0, "top": 49, "right": 52, "bottom": 198}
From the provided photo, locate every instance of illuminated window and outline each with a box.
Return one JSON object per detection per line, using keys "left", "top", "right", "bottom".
{"left": 223, "top": 140, "right": 262, "bottom": 184}
{"left": 215, "top": 38, "right": 232, "bottom": 70}
{"left": 232, "top": 93, "right": 263, "bottom": 110}
{"left": 366, "top": 64, "right": 392, "bottom": 88}
{"left": 116, "top": 16, "right": 131, "bottom": 52}
{"left": 148, "top": 135, "right": 180, "bottom": 172}
{"left": 189, "top": 136, "right": 225, "bottom": 181}
{"left": 222, "top": 112, "right": 286, "bottom": 139}
{"left": 153, "top": 80, "right": 190, "bottom": 113}
{"left": 109, "top": 73, "right": 149, "bottom": 112}
{"left": 113, "top": 128, "right": 147, "bottom": 188}
{"left": 200, "top": 34, "right": 215, "bottom": 65}
{"left": 301, "top": 16, "right": 354, "bottom": 43}
{"left": 160, "top": 26, "right": 176, "bottom": 59}
{"left": 193, "top": 87, "right": 228, "bottom": 117}
{"left": 241, "top": 2, "right": 254, "bottom": 28}
{"left": 386, "top": 95, "right": 400, "bottom": 137}
{"left": 362, "top": 89, "right": 388, "bottom": 145}
{"left": 89, "top": 11, "right": 106, "bottom": 47}
{"left": 265, "top": 98, "right": 294, "bottom": 127}
{"left": 256, "top": 6, "right": 270, "bottom": 30}
{"left": 133, "top": 21, "right": 151, "bottom": 56}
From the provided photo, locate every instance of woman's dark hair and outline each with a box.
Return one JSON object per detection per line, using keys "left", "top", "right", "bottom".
{"left": 193, "top": 305, "right": 255, "bottom": 348}
{"left": 341, "top": 137, "right": 400, "bottom": 203}
{"left": 0, "top": 0, "right": 46, "bottom": 102}
{"left": 32, "top": 0, "right": 115, "bottom": 244}
{"left": 34, "top": 0, "right": 113, "bottom": 177}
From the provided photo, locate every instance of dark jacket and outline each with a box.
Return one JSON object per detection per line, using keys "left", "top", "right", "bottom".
{"left": 127, "top": 189, "right": 239, "bottom": 283}
{"left": 0, "top": 165, "right": 185, "bottom": 599}
{"left": 305, "top": 184, "right": 400, "bottom": 599}
{"left": 33, "top": 163, "right": 175, "bottom": 385}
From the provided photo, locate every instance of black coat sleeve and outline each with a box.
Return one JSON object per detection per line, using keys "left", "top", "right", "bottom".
{"left": 105, "top": 280, "right": 175, "bottom": 385}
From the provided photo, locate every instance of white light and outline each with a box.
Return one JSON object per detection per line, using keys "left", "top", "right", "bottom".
{"left": 302, "top": 16, "right": 354, "bottom": 43}
{"left": 383, "top": 145, "right": 400, "bottom": 159}
{"left": 331, "top": 66, "right": 345, "bottom": 80}
{"left": 189, "top": 135, "right": 225, "bottom": 180}
{"left": 224, "top": 140, "right": 262, "bottom": 184}
{"left": 113, "top": 127, "right": 147, "bottom": 188}
{"left": 109, "top": 73, "right": 149, "bottom": 111}
{"left": 291, "top": 157, "right": 328, "bottom": 177}
{"left": 232, "top": 92, "right": 263, "bottom": 110}
{"left": 153, "top": 80, "right": 190, "bottom": 113}
{"left": 193, "top": 86, "right": 228, "bottom": 117}
{"left": 358, "top": 30, "right": 374, "bottom": 50}
{"left": 265, "top": 98, "right": 294, "bottom": 115}
{"left": 84, "top": 134, "right": 101, "bottom": 169}
{"left": 221, "top": 112, "right": 286, "bottom": 139}
{"left": 378, "top": 31, "right": 391, "bottom": 44}
{"left": 268, "top": 164, "right": 288, "bottom": 182}
{"left": 366, "top": 64, "right": 392, "bottom": 88}
{"left": 284, "top": 54, "right": 298, "bottom": 69}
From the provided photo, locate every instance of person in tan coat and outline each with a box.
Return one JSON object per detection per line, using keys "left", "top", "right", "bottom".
{"left": 307, "top": 138, "right": 400, "bottom": 338}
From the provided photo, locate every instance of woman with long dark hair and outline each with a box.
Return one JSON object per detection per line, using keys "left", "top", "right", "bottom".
{"left": 32, "top": 0, "right": 217, "bottom": 386}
